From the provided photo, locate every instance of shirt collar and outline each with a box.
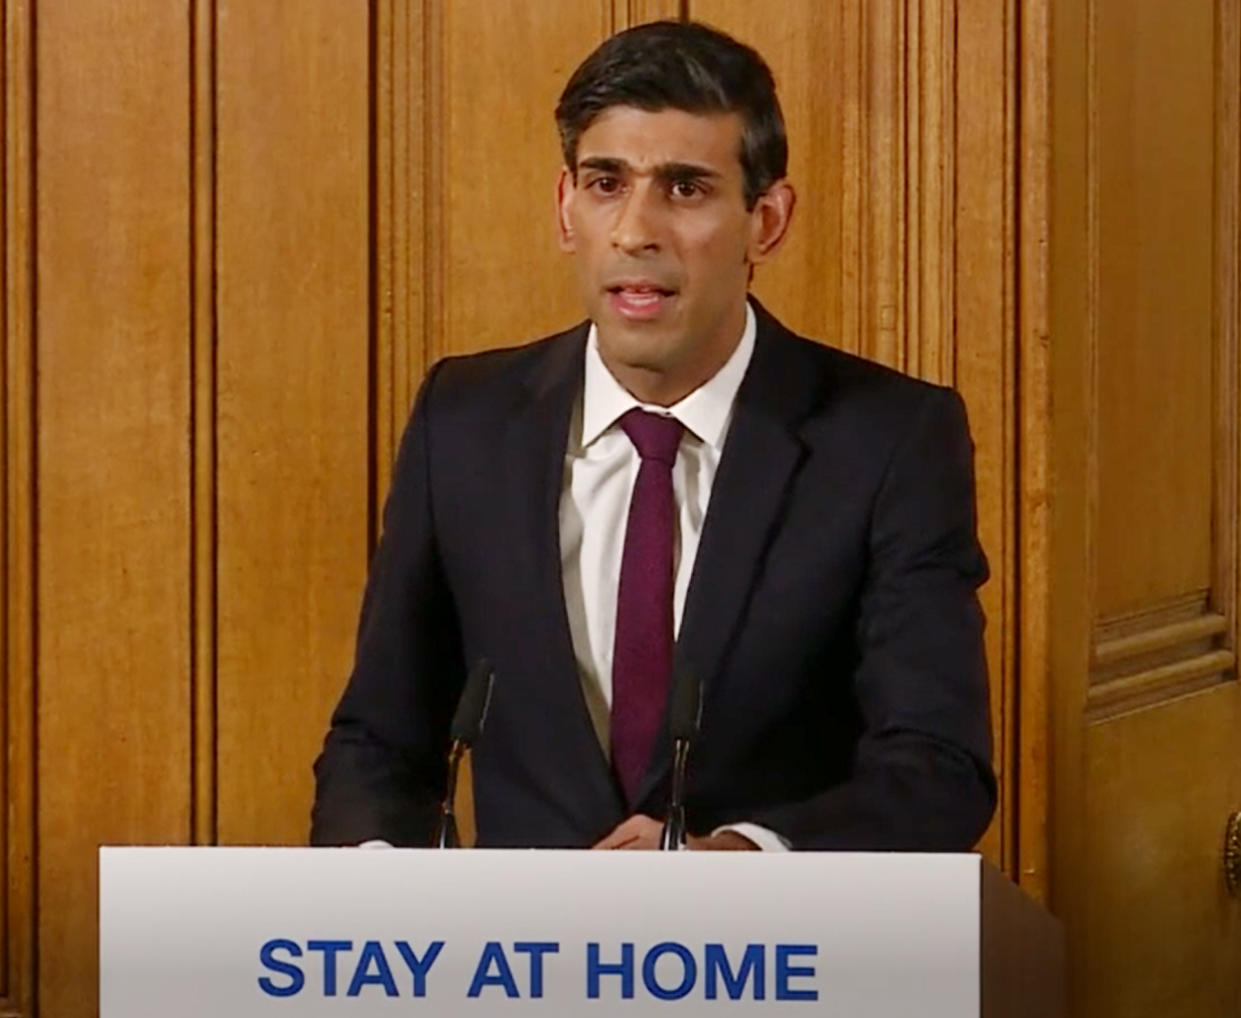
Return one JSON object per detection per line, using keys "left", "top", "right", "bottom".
{"left": 580, "top": 301, "right": 756, "bottom": 451}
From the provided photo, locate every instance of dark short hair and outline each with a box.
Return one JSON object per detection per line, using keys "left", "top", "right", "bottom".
{"left": 554, "top": 21, "right": 787, "bottom": 210}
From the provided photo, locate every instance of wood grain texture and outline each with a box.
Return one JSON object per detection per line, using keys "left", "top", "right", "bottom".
{"left": 954, "top": 0, "right": 1017, "bottom": 871}
{"left": 1093, "top": 0, "right": 1217, "bottom": 617}
{"left": 214, "top": 0, "right": 370, "bottom": 846}
{"left": 374, "top": 0, "right": 426, "bottom": 531}
{"left": 905, "top": 0, "right": 956, "bottom": 385}
{"left": 2, "top": 1, "right": 35, "bottom": 1009}
{"left": 1082, "top": 686, "right": 1241, "bottom": 1017}
{"left": 860, "top": 0, "right": 905, "bottom": 370}
{"left": 34, "top": 3, "right": 193, "bottom": 1015}
{"left": 612, "top": 0, "right": 681, "bottom": 32}
{"left": 1047, "top": 0, "right": 1093, "bottom": 975}
{"left": 1216, "top": 0, "right": 1240, "bottom": 666}
{"left": 431, "top": 1, "right": 601, "bottom": 361}
{"left": 1017, "top": 0, "right": 1051, "bottom": 905}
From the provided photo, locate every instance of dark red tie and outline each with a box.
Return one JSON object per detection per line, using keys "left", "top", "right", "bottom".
{"left": 611, "top": 408, "right": 684, "bottom": 806}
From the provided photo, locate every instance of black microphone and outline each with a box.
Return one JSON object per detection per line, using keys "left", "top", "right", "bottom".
{"left": 433, "top": 659, "right": 495, "bottom": 848}
{"left": 660, "top": 658, "right": 703, "bottom": 851}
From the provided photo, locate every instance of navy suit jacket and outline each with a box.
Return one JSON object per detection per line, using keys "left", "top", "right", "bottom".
{"left": 310, "top": 302, "right": 996, "bottom": 849}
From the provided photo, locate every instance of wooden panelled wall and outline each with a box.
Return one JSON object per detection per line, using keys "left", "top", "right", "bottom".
{"left": 4, "top": 1, "right": 372, "bottom": 1015}
{"left": 1, "top": 2, "right": 1021, "bottom": 1015}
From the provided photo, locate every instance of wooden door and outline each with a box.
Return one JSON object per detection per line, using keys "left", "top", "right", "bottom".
{"left": 1037, "top": 0, "right": 1241, "bottom": 1012}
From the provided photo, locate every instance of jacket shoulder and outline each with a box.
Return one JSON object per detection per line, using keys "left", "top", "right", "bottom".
{"left": 430, "top": 323, "right": 584, "bottom": 395}
{"left": 783, "top": 330, "right": 949, "bottom": 403}
{"left": 755, "top": 312, "right": 964, "bottom": 440}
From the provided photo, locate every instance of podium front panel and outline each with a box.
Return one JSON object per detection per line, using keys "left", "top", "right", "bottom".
{"left": 100, "top": 847, "right": 982, "bottom": 1017}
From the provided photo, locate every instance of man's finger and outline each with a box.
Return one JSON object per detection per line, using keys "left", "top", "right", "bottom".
{"left": 591, "top": 816, "right": 643, "bottom": 849}
{"left": 591, "top": 814, "right": 659, "bottom": 849}
{"left": 593, "top": 830, "right": 641, "bottom": 850}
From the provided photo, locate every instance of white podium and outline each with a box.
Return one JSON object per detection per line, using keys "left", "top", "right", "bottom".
{"left": 99, "top": 847, "right": 1063, "bottom": 1017}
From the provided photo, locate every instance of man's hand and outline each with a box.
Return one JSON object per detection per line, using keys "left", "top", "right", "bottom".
{"left": 591, "top": 814, "right": 759, "bottom": 850}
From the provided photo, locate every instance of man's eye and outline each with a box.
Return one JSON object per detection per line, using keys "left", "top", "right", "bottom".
{"left": 671, "top": 179, "right": 703, "bottom": 199}
{"left": 589, "top": 176, "right": 621, "bottom": 194}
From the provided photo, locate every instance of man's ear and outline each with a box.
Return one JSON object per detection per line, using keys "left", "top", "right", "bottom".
{"left": 556, "top": 167, "right": 576, "bottom": 252}
{"left": 746, "top": 180, "right": 796, "bottom": 266}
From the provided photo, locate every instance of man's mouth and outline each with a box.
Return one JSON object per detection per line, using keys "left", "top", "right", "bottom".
{"left": 606, "top": 283, "right": 677, "bottom": 321}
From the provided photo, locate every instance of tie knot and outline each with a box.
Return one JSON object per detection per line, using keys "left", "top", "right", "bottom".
{"left": 619, "top": 409, "right": 684, "bottom": 465}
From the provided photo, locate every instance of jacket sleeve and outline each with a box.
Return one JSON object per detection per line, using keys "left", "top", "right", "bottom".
{"left": 310, "top": 360, "right": 465, "bottom": 846}
{"left": 754, "top": 387, "right": 997, "bottom": 850}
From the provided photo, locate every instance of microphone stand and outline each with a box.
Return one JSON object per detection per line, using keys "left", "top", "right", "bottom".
{"left": 433, "top": 740, "right": 466, "bottom": 849}
{"left": 660, "top": 659, "right": 701, "bottom": 851}
{"left": 432, "top": 659, "right": 495, "bottom": 849}
{"left": 659, "top": 737, "right": 692, "bottom": 850}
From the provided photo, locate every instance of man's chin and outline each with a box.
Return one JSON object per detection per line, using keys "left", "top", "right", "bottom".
{"left": 594, "top": 328, "right": 677, "bottom": 373}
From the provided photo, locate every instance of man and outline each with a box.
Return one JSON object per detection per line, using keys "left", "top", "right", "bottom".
{"left": 311, "top": 20, "right": 995, "bottom": 851}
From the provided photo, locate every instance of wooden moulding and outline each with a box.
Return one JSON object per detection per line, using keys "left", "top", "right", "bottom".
{"left": 3, "top": 0, "right": 36, "bottom": 1012}
{"left": 189, "top": 0, "right": 218, "bottom": 850}
{"left": 1016, "top": 0, "right": 1053, "bottom": 907}
{"left": 1088, "top": 594, "right": 1235, "bottom": 720}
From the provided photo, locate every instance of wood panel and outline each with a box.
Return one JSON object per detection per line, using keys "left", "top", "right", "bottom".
{"left": 373, "top": 0, "right": 425, "bottom": 519}
{"left": 906, "top": 0, "right": 957, "bottom": 384}
{"left": 1093, "top": 0, "right": 1218, "bottom": 619}
{"left": 214, "top": 0, "right": 371, "bottom": 846}
{"left": 609, "top": 0, "right": 684, "bottom": 30}
{"left": 1047, "top": 0, "right": 1093, "bottom": 980}
{"left": 953, "top": 0, "right": 1017, "bottom": 873}
{"left": 431, "top": 1, "right": 610, "bottom": 362}
{"left": 34, "top": 3, "right": 193, "bottom": 1016}
{"left": 1017, "top": 0, "right": 1052, "bottom": 907}
{"left": 1082, "top": 687, "right": 1241, "bottom": 1016}
{"left": 2, "top": 0, "right": 35, "bottom": 1012}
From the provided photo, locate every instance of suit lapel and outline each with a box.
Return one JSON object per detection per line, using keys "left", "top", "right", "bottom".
{"left": 634, "top": 304, "right": 825, "bottom": 808}
{"left": 500, "top": 325, "right": 623, "bottom": 818}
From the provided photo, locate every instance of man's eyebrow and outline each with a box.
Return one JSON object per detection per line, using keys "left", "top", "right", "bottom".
{"left": 578, "top": 156, "right": 626, "bottom": 174}
{"left": 577, "top": 156, "right": 721, "bottom": 180}
{"left": 653, "top": 161, "right": 721, "bottom": 181}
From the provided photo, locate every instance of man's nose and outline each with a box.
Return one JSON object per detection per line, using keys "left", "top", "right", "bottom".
{"left": 609, "top": 183, "right": 661, "bottom": 255}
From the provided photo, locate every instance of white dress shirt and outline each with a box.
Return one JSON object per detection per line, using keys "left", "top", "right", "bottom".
{"left": 559, "top": 303, "right": 787, "bottom": 852}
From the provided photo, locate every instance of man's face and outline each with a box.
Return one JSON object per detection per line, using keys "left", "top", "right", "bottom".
{"left": 556, "top": 106, "right": 792, "bottom": 404}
